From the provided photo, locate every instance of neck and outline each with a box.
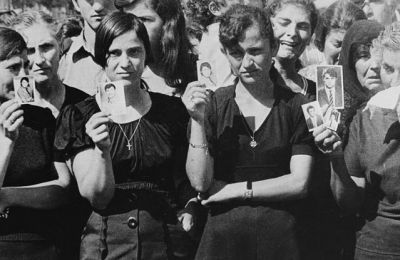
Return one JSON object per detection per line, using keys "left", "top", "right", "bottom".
{"left": 36, "top": 77, "right": 66, "bottom": 112}
{"left": 236, "top": 76, "right": 274, "bottom": 104}
{"left": 273, "top": 57, "right": 304, "bottom": 93}
{"left": 83, "top": 23, "right": 96, "bottom": 53}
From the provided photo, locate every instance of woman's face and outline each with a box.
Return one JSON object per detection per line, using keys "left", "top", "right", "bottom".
{"left": 380, "top": 48, "right": 400, "bottom": 88}
{"left": 21, "top": 79, "right": 29, "bottom": 88}
{"left": 324, "top": 29, "right": 345, "bottom": 65}
{"left": 123, "top": 0, "right": 163, "bottom": 63}
{"left": 105, "top": 29, "right": 146, "bottom": 84}
{"left": 224, "top": 23, "right": 273, "bottom": 85}
{"left": 354, "top": 45, "right": 383, "bottom": 92}
{"left": 271, "top": 4, "right": 312, "bottom": 61}
{"left": 0, "top": 52, "right": 29, "bottom": 100}
{"left": 20, "top": 23, "right": 60, "bottom": 85}
{"left": 201, "top": 65, "right": 212, "bottom": 78}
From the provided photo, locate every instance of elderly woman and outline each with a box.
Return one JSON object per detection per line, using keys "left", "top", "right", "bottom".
{"left": 266, "top": 0, "right": 318, "bottom": 95}
{"left": 313, "top": 22, "right": 400, "bottom": 260}
{"left": 55, "top": 11, "right": 196, "bottom": 259}
{"left": 0, "top": 11, "right": 88, "bottom": 259}
{"left": 183, "top": 5, "right": 314, "bottom": 259}
{"left": 338, "top": 19, "right": 384, "bottom": 145}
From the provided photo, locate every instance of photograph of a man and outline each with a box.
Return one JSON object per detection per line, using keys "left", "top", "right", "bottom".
{"left": 14, "top": 76, "right": 35, "bottom": 103}
{"left": 327, "top": 110, "right": 341, "bottom": 131}
{"left": 317, "top": 66, "right": 344, "bottom": 110}
{"left": 302, "top": 101, "right": 324, "bottom": 132}
{"left": 197, "top": 60, "right": 217, "bottom": 90}
{"left": 100, "top": 81, "right": 127, "bottom": 116}
{"left": 104, "top": 83, "right": 116, "bottom": 104}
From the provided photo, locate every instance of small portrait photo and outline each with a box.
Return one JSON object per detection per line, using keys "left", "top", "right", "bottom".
{"left": 197, "top": 60, "right": 217, "bottom": 90}
{"left": 327, "top": 109, "right": 341, "bottom": 132}
{"left": 99, "top": 81, "right": 127, "bottom": 116}
{"left": 302, "top": 101, "right": 325, "bottom": 132}
{"left": 316, "top": 65, "right": 344, "bottom": 110}
{"left": 13, "top": 76, "right": 35, "bottom": 104}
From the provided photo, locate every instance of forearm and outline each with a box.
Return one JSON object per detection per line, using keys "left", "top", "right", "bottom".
{"left": 186, "top": 119, "right": 213, "bottom": 192}
{"left": 76, "top": 147, "right": 115, "bottom": 210}
{"left": 0, "top": 185, "right": 70, "bottom": 209}
{"left": 0, "top": 141, "right": 14, "bottom": 187}
{"left": 329, "top": 153, "right": 364, "bottom": 213}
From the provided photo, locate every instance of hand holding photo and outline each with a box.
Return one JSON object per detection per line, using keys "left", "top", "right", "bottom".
{"left": 302, "top": 101, "right": 325, "bottom": 132}
{"left": 316, "top": 65, "right": 344, "bottom": 110}
{"left": 13, "top": 76, "right": 35, "bottom": 104}
{"left": 197, "top": 60, "right": 217, "bottom": 90}
{"left": 99, "top": 80, "right": 127, "bottom": 116}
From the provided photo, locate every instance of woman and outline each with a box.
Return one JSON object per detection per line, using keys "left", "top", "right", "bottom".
{"left": 300, "top": 0, "right": 366, "bottom": 81}
{"left": 183, "top": 5, "right": 314, "bottom": 259}
{"left": 55, "top": 11, "right": 196, "bottom": 259}
{"left": 115, "top": 0, "right": 196, "bottom": 96}
{"left": 266, "top": 0, "right": 318, "bottom": 96}
{"left": 0, "top": 11, "right": 88, "bottom": 259}
{"left": 313, "top": 22, "right": 400, "bottom": 260}
{"left": 338, "top": 19, "right": 384, "bottom": 146}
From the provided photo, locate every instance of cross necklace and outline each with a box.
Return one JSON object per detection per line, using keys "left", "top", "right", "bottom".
{"left": 116, "top": 118, "right": 141, "bottom": 151}
{"left": 240, "top": 112, "right": 258, "bottom": 148}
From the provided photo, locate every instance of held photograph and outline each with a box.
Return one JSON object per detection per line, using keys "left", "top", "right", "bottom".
{"left": 316, "top": 65, "right": 344, "bottom": 110}
{"left": 13, "top": 76, "right": 35, "bottom": 104}
{"left": 99, "top": 80, "right": 127, "bottom": 116}
{"left": 197, "top": 60, "right": 218, "bottom": 90}
{"left": 302, "top": 101, "right": 325, "bottom": 132}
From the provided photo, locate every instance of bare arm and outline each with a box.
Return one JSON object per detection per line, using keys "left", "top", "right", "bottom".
{"left": 0, "top": 162, "right": 72, "bottom": 210}
{"left": 70, "top": 112, "right": 114, "bottom": 210}
{"left": 314, "top": 125, "right": 365, "bottom": 214}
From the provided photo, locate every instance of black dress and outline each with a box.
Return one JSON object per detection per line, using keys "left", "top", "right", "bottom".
{"left": 0, "top": 86, "right": 88, "bottom": 260}
{"left": 54, "top": 92, "right": 196, "bottom": 260}
{"left": 195, "top": 84, "right": 314, "bottom": 260}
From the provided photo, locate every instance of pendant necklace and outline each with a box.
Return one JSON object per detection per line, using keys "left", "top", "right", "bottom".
{"left": 117, "top": 118, "right": 141, "bottom": 151}
{"left": 240, "top": 112, "right": 258, "bottom": 148}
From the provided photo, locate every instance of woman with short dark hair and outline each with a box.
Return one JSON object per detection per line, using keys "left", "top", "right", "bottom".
{"left": 55, "top": 11, "right": 196, "bottom": 259}
{"left": 183, "top": 5, "right": 314, "bottom": 259}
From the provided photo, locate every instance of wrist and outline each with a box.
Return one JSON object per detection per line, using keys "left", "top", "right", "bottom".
{"left": 242, "top": 181, "right": 253, "bottom": 201}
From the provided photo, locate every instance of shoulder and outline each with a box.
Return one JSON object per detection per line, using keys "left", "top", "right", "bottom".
{"left": 60, "top": 96, "right": 99, "bottom": 124}
{"left": 148, "top": 92, "right": 188, "bottom": 122}
{"left": 212, "top": 85, "right": 235, "bottom": 105}
{"left": 63, "top": 85, "right": 90, "bottom": 106}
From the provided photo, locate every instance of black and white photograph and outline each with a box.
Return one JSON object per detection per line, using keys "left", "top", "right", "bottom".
{"left": 2, "top": 0, "right": 400, "bottom": 259}
{"left": 302, "top": 101, "right": 324, "bottom": 132}
{"left": 327, "top": 109, "right": 341, "bottom": 132}
{"left": 316, "top": 65, "right": 344, "bottom": 110}
{"left": 99, "top": 80, "right": 127, "bottom": 116}
{"left": 13, "top": 76, "right": 35, "bottom": 103}
{"left": 197, "top": 60, "right": 217, "bottom": 90}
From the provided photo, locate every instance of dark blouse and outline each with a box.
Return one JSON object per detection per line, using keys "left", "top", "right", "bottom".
{"left": 0, "top": 86, "right": 88, "bottom": 240}
{"left": 54, "top": 92, "right": 193, "bottom": 208}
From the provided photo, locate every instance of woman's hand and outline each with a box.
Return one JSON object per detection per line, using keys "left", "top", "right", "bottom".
{"left": 313, "top": 124, "right": 343, "bottom": 154}
{"left": 201, "top": 180, "right": 240, "bottom": 206}
{"left": 0, "top": 100, "right": 24, "bottom": 143}
{"left": 182, "top": 81, "right": 210, "bottom": 123}
{"left": 178, "top": 212, "right": 194, "bottom": 232}
{"left": 85, "top": 112, "right": 112, "bottom": 151}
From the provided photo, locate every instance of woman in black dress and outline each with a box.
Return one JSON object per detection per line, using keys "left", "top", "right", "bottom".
{"left": 183, "top": 5, "right": 314, "bottom": 260}
{"left": 0, "top": 11, "right": 88, "bottom": 259}
{"left": 55, "top": 12, "right": 195, "bottom": 259}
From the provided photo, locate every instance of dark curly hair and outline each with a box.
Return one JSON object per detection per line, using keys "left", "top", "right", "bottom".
{"left": 0, "top": 27, "right": 26, "bottom": 62}
{"left": 219, "top": 4, "right": 275, "bottom": 50}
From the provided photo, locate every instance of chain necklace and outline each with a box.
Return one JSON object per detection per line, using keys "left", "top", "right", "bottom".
{"left": 116, "top": 118, "right": 141, "bottom": 151}
{"left": 240, "top": 112, "right": 257, "bottom": 148}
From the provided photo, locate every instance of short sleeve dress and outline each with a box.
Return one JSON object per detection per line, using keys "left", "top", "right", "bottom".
{"left": 54, "top": 91, "right": 196, "bottom": 260}
{"left": 194, "top": 82, "right": 314, "bottom": 260}
{"left": 345, "top": 106, "right": 400, "bottom": 259}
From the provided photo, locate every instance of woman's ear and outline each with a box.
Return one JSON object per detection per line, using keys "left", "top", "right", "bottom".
{"left": 209, "top": 1, "right": 223, "bottom": 17}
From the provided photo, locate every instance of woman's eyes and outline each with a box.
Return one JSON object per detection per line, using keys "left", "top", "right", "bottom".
{"left": 383, "top": 64, "right": 394, "bottom": 74}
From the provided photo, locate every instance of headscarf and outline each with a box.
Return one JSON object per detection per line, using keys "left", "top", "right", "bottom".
{"left": 338, "top": 20, "right": 383, "bottom": 145}
{"left": 339, "top": 19, "right": 384, "bottom": 101}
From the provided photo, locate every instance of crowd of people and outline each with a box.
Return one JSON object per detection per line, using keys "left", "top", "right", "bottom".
{"left": 0, "top": 0, "right": 400, "bottom": 259}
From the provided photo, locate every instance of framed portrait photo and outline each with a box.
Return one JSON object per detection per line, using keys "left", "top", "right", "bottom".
{"left": 316, "top": 65, "right": 344, "bottom": 110}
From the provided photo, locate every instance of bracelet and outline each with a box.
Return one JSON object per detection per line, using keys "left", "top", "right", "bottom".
{"left": 190, "top": 143, "right": 208, "bottom": 149}
{"left": 243, "top": 180, "right": 253, "bottom": 201}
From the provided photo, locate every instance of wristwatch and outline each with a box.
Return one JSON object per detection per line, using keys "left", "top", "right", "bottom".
{"left": 243, "top": 180, "right": 253, "bottom": 200}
